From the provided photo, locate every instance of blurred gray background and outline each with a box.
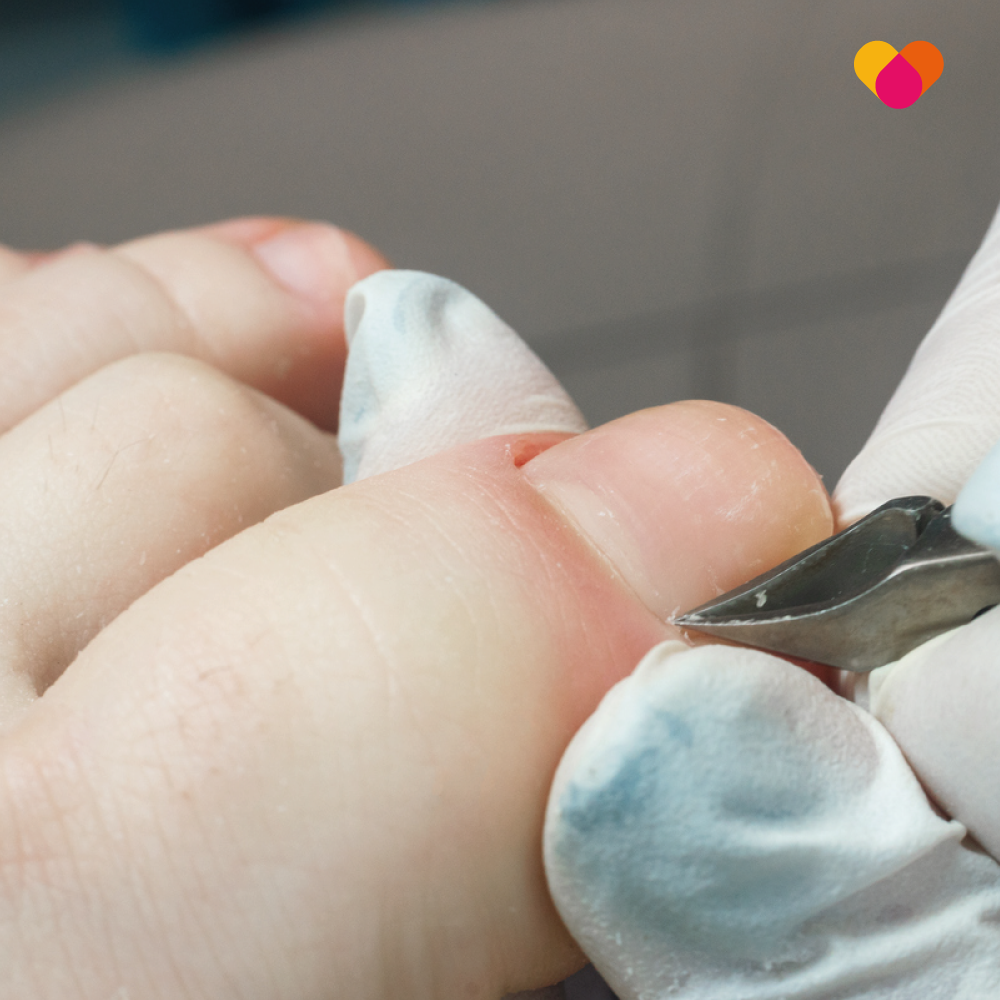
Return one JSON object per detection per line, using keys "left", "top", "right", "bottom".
{"left": 1, "top": 3, "right": 997, "bottom": 998}
{"left": 2, "top": 0, "right": 999, "bottom": 489}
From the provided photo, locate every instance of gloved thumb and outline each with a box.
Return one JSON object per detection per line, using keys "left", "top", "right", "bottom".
{"left": 545, "top": 642, "right": 1000, "bottom": 999}
{"left": 835, "top": 201, "right": 1000, "bottom": 526}
{"left": 859, "top": 439, "right": 1000, "bottom": 865}
{"left": 339, "top": 269, "right": 588, "bottom": 483}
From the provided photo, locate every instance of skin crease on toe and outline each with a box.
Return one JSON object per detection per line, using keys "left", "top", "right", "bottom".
{"left": 0, "top": 219, "right": 389, "bottom": 435}
{"left": 0, "top": 353, "right": 346, "bottom": 726}
{"left": 0, "top": 402, "right": 830, "bottom": 999}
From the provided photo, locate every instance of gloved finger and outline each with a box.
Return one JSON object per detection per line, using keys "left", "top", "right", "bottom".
{"left": 0, "top": 217, "right": 387, "bottom": 435}
{"left": 339, "top": 270, "right": 588, "bottom": 484}
{"left": 834, "top": 202, "right": 1000, "bottom": 525}
{"left": 545, "top": 641, "right": 1000, "bottom": 1000}
{"left": 845, "top": 442, "right": 1000, "bottom": 860}
{"left": 0, "top": 403, "right": 831, "bottom": 997}
{"left": 867, "top": 612, "right": 1000, "bottom": 863}
{"left": 952, "top": 434, "right": 1000, "bottom": 549}
{"left": 0, "top": 352, "right": 342, "bottom": 727}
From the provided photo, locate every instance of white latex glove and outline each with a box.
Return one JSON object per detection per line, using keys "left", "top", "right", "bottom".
{"left": 836, "top": 202, "right": 1000, "bottom": 861}
{"left": 835, "top": 203, "right": 1000, "bottom": 524}
{"left": 543, "top": 202, "right": 1000, "bottom": 999}
{"left": 339, "top": 270, "right": 587, "bottom": 483}
{"left": 545, "top": 642, "right": 1000, "bottom": 999}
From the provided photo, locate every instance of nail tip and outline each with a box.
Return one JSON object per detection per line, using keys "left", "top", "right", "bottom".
{"left": 252, "top": 222, "right": 352, "bottom": 305}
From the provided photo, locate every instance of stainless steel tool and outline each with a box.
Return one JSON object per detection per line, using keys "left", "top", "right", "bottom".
{"left": 674, "top": 496, "right": 1000, "bottom": 671}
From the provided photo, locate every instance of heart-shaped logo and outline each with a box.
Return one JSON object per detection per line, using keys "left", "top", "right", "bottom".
{"left": 855, "top": 40, "right": 942, "bottom": 108}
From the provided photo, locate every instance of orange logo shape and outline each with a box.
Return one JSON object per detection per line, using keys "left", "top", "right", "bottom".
{"left": 855, "top": 40, "right": 942, "bottom": 108}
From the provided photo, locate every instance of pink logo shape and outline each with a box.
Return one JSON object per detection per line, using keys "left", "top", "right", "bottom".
{"left": 876, "top": 53, "right": 924, "bottom": 109}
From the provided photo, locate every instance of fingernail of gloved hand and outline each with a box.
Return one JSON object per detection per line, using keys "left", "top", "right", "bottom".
{"left": 953, "top": 437, "right": 1000, "bottom": 550}
{"left": 252, "top": 222, "right": 361, "bottom": 307}
{"left": 338, "top": 270, "right": 587, "bottom": 483}
{"left": 545, "top": 641, "right": 1000, "bottom": 999}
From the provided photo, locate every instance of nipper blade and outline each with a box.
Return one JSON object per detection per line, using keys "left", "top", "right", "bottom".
{"left": 674, "top": 496, "right": 1000, "bottom": 671}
